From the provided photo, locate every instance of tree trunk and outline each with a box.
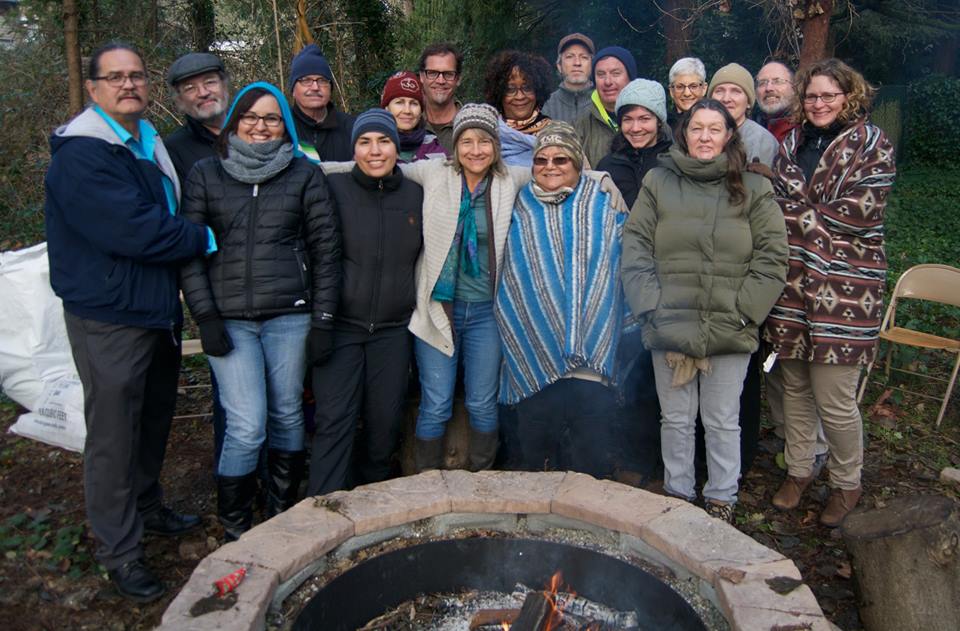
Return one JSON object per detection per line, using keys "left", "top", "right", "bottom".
{"left": 63, "top": 0, "right": 83, "bottom": 115}
{"left": 661, "top": 0, "right": 693, "bottom": 67}
{"left": 841, "top": 495, "right": 960, "bottom": 631}
{"left": 798, "top": 0, "right": 834, "bottom": 71}
{"left": 190, "top": 0, "right": 215, "bottom": 52}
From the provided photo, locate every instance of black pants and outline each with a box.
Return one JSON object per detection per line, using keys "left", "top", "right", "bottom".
{"left": 615, "top": 348, "right": 663, "bottom": 478}
{"left": 65, "top": 313, "right": 179, "bottom": 570}
{"left": 308, "top": 325, "right": 410, "bottom": 495}
{"left": 515, "top": 379, "right": 620, "bottom": 478}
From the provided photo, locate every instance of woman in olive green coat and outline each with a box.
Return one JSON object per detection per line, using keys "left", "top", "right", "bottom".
{"left": 621, "top": 98, "right": 787, "bottom": 522}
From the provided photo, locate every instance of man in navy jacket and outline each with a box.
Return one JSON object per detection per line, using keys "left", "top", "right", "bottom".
{"left": 45, "top": 42, "right": 213, "bottom": 603}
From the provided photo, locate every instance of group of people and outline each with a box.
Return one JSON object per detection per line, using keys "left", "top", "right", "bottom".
{"left": 42, "top": 32, "right": 895, "bottom": 603}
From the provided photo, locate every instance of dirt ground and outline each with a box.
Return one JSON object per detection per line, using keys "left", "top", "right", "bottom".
{"left": 0, "top": 364, "right": 958, "bottom": 630}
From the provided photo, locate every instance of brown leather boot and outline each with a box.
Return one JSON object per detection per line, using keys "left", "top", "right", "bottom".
{"left": 820, "top": 486, "right": 862, "bottom": 527}
{"left": 771, "top": 474, "right": 814, "bottom": 511}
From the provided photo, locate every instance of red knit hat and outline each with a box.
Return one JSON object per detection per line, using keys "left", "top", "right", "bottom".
{"left": 380, "top": 71, "right": 424, "bottom": 108}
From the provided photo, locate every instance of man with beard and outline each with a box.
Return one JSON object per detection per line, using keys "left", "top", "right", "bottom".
{"left": 45, "top": 42, "right": 213, "bottom": 603}
{"left": 289, "top": 44, "right": 355, "bottom": 162}
{"left": 418, "top": 42, "right": 463, "bottom": 153}
{"left": 164, "top": 52, "right": 230, "bottom": 181}
{"left": 542, "top": 33, "right": 595, "bottom": 123}
{"left": 753, "top": 60, "right": 797, "bottom": 142}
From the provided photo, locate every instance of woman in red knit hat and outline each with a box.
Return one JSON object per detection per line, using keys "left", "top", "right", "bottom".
{"left": 381, "top": 71, "right": 448, "bottom": 163}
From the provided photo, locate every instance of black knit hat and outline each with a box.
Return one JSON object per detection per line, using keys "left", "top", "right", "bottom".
{"left": 288, "top": 44, "right": 333, "bottom": 88}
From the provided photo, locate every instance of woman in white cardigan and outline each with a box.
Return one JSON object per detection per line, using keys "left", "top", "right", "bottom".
{"left": 401, "top": 103, "right": 530, "bottom": 472}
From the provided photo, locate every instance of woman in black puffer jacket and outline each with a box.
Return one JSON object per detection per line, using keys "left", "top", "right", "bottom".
{"left": 308, "top": 109, "right": 423, "bottom": 495}
{"left": 181, "top": 82, "right": 340, "bottom": 540}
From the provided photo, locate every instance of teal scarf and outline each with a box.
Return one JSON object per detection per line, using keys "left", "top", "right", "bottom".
{"left": 432, "top": 179, "right": 483, "bottom": 302}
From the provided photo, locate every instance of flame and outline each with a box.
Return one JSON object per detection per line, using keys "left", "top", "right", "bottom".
{"left": 542, "top": 571, "right": 565, "bottom": 631}
{"left": 501, "top": 624, "right": 510, "bottom": 631}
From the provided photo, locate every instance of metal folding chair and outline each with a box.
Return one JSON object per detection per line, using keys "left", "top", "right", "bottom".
{"left": 857, "top": 264, "right": 960, "bottom": 426}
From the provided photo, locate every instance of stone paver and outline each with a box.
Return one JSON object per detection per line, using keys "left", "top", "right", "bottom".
{"left": 318, "top": 470, "right": 451, "bottom": 535}
{"left": 940, "top": 466, "right": 960, "bottom": 486}
{"left": 442, "top": 470, "right": 566, "bottom": 513}
{"left": 641, "top": 504, "right": 786, "bottom": 584}
{"left": 551, "top": 473, "right": 690, "bottom": 539}
{"left": 207, "top": 500, "right": 354, "bottom": 582}
{"left": 721, "top": 603, "right": 834, "bottom": 631}
{"left": 161, "top": 557, "right": 279, "bottom": 631}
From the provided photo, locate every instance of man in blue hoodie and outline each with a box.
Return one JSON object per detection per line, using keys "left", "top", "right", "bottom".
{"left": 44, "top": 42, "right": 213, "bottom": 603}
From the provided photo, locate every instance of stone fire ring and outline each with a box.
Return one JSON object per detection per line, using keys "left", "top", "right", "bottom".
{"left": 158, "top": 471, "right": 834, "bottom": 631}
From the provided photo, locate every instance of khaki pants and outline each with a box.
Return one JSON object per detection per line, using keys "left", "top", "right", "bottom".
{"left": 779, "top": 360, "right": 863, "bottom": 489}
{"left": 766, "top": 362, "right": 829, "bottom": 455}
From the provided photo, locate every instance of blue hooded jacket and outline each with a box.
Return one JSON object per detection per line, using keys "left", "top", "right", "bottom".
{"left": 223, "top": 81, "right": 304, "bottom": 158}
{"left": 44, "top": 107, "right": 210, "bottom": 329}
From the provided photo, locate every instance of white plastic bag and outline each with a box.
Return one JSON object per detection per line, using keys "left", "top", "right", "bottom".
{"left": 0, "top": 242, "right": 86, "bottom": 452}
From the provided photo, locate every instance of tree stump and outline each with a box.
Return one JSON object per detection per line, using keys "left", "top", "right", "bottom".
{"left": 841, "top": 495, "right": 960, "bottom": 631}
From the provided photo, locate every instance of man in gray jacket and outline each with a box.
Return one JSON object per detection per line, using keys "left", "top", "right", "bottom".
{"left": 541, "top": 33, "right": 594, "bottom": 123}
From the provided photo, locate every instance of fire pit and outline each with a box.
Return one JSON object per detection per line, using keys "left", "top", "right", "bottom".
{"left": 158, "top": 471, "right": 832, "bottom": 631}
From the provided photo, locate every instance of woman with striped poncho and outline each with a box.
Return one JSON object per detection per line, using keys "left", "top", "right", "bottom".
{"left": 495, "top": 121, "right": 638, "bottom": 478}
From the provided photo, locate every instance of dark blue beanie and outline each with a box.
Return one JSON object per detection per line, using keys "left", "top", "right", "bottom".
{"left": 351, "top": 108, "right": 400, "bottom": 149}
{"left": 593, "top": 46, "right": 638, "bottom": 82}
{"left": 289, "top": 44, "right": 333, "bottom": 87}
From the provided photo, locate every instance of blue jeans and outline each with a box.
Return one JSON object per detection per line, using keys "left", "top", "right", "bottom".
{"left": 415, "top": 300, "right": 500, "bottom": 440}
{"left": 209, "top": 313, "right": 310, "bottom": 476}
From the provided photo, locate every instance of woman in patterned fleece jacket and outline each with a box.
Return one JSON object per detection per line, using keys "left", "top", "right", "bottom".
{"left": 765, "top": 59, "right": 896, "bottom": 527}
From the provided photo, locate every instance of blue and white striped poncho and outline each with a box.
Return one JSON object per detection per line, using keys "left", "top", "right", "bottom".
{"left": 495, "top": 175, "right": 638, "bottom": 405}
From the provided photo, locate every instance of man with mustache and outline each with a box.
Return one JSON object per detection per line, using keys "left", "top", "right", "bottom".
{"left": 44, "top": 42, "right": 214, "bottom": 603}
{"left": 753, "top": 60, "right": 798, "bottom": 142}
{"left": 542, "top": 32, "right": 595, "bottom": 123}
{"left": 164, "top": 52, "right": 230, "bottom": 181}
{"left": 289, "top": 44, "right": 355, "bottom": 162}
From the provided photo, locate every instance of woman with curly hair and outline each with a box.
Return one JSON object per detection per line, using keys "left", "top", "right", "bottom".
{"left": 766, "top": 59, "right": 896, "bottom": 527}
{"left": 483, "top": 50, "right": 553, "bottom": 135}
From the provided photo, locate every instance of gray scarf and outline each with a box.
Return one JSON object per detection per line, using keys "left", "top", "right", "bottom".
{"left": 532, "top": 182, "right": 576, "bottom": 204}
{"left": 221, "top": 134, "right": 294, "bottom": 184}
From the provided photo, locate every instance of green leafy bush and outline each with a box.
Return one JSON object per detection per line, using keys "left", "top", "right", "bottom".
{"left": 904, "top": 75, "right": 960, "bottom": 166}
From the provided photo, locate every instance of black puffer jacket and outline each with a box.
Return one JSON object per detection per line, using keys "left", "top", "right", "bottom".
{"left": 180, "top": 156, "right": 340, "bottom": 325}
{"left": 327, "top": 165, "right": 423, "bottom": 331}
{"left": 597, "top": 138, "right": 672, "bottom": 210}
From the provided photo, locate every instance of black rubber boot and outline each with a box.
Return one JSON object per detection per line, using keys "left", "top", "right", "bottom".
{"left": 265, "top": 449, "right": 306, "bottom": 518}
{"left": 414, "top": 437, "right": 445, "bottom": 473}
{"left": 216, "top": 473, "right": 258, "bottom": 541}
{"left": 467, "top": 428, "right": 499, "bottom": 472}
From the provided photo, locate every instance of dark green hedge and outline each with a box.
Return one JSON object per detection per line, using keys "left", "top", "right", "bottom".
{"left": 905, "top": 75, "right": 960, "bottom": 166}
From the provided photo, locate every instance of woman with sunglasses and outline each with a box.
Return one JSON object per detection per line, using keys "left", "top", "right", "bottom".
{"left": 621, "top": 99, "right": 788, "bottom": 522}
{"left": 766, "top": 59, "right": 896, "bottom": 527}
{"left": 496, "top": 121, "right": 635, "bottom": 476}
{"left": 180, "top": 82, "right": 340, "bottom": 539}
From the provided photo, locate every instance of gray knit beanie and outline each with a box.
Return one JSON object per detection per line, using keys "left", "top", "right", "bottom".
{"left": 452, "top": 103, "right": 500, "bottom": 145}
{"left": 615, "top": 79, "right": 668, "bottom": 125}
{"left": 534, "top": 121, "right": 584, "bottom": 172}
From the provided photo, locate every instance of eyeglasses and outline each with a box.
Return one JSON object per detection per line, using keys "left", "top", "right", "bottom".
{"left": 422, "top": 69, "right": 457, "bottom": 82}
{"left": 238, "top": 112, "right": 284, "bottom": 127}
{"left": 756, "top": 78, "right": 791, "bottom": 88}
{"left": 533, "top": 155, "right": 572, "bottom": 167}
{"left": 297, "top": 76, "right": 330, "bottom": 88}
{"left": 803, "top": 92, "right": 845, "bottom": 104}
{"left": 505, "top": 85, "right": 534, "bottom": 97}
{"left": 92, "top": 72, "right": 147, "bottom": 87}
{"left": 669, "top": 82, "right": 705, "bottom": 93}
{"left": 179, "top": 77, "right": 222, "bottom": 96}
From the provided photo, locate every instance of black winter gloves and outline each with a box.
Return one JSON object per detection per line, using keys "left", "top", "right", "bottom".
{"left": 307, "top": 326, "right": 334, "bottom": 366}
{"left": 197, "top": 318, "right": 233, "bottom": 357}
